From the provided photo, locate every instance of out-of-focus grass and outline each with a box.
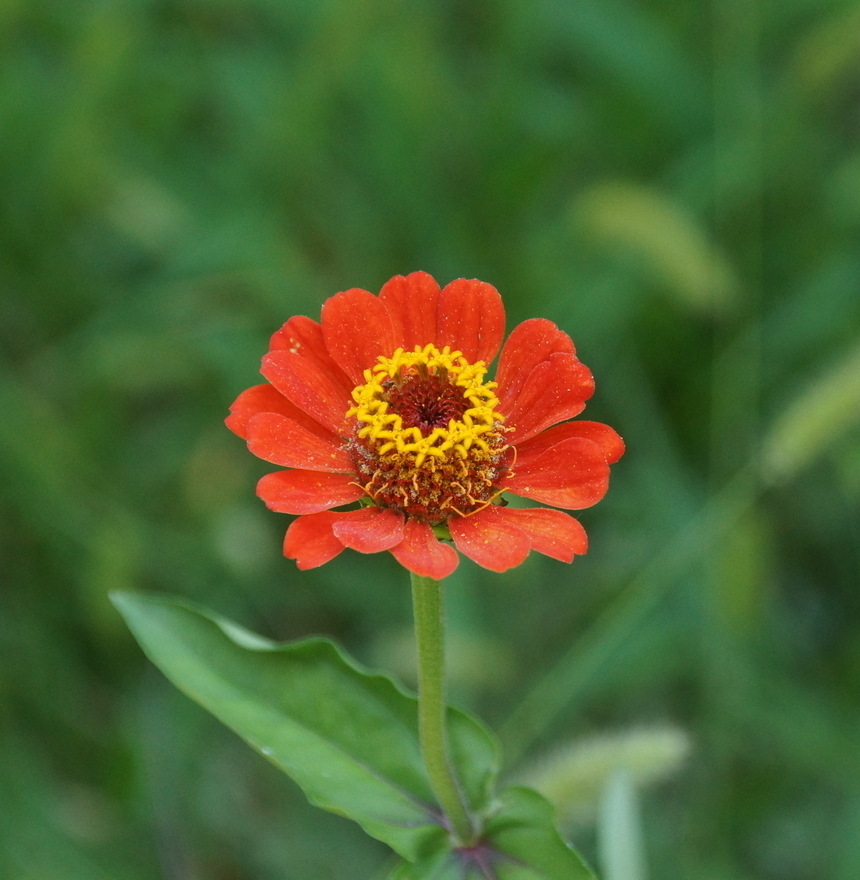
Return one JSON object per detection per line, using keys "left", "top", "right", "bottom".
{"left": 2, "top": 1, "right": 859, "bottom": 878}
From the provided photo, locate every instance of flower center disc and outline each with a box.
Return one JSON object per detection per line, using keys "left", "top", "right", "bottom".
{"left": 346, "top": 345, "right": 511, "bottom": 523}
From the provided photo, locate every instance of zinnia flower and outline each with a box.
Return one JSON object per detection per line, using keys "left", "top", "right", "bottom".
{"left": 226, "top": 272, "right": 624, "bottom": 580}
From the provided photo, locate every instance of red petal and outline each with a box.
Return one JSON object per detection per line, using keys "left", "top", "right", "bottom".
{"left": 505, "top": 437, "right": 610, "bottom": 509}
{"left": 516, "top": 421, "right": 625, "bottom": 468}
{"left": 261, "top": 350, "right": 352, "bottom": 435}
{"left": 246, "top": 413, "right": 353, "bottom": 472}
{"left": 503, "top": 353, "right": 595, "bottom": 444}
{"left": 448, "top": 507, "right": 531, "bottom": 572}
{"left": 493, "top": 507, "right": 587, "bottom": 563}
{"left": 437, "top": 279, "right": 506, "bottom": 365}
{"left": 284, "top": 512, "right": 346, "bottom": 569}
{"left": 270, "top": 315, "right": 321, "bottom": 353}
{"left": 321, "top": 288, "right": 399, "bottom": 384}
{"left": 389, "top": 519, "right": 459, "bottom": 579}
{"left": 332, "top": 507, "right": 405, "bottom": 553}
{"left": 257, "top": 470, "right": 364, "bottom": 514}
{"left": 495, "top": 318, "right": 576, "bottom": 408}
{"left": 378, "top": 271, "right": 441, "bottom": 351}
{"left": 226, "top": 384, "right": 324, "bottom": 440}
{"left": 268, "top": 315, "right": 354, "bottom": 398}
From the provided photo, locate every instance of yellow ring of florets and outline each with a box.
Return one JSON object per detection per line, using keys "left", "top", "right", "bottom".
{"left": 346, "top": 344, "right": 505, "bottom": 467}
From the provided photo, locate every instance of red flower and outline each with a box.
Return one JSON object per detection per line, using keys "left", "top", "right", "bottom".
{"left": 226, "top": 273, "right": 624, "bottom": 580}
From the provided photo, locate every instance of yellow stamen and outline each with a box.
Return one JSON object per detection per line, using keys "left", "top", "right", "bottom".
{"left": 346, "top": 344, "right": 504, "bottom": 465}
{"left": 345, "top": 343, "right": 512, "bottom": 524}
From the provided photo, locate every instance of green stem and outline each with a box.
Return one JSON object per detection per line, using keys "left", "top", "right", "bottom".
{"left": 410, "top": 572, "right": 476, "bottom": 846}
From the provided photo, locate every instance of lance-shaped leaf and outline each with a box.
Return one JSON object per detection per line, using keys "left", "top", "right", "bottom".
{"left": 112, "top": 592, "right": 498, "bottom": 862}
{"left": 388, "top": 787, "right": 597, "bottom": 879}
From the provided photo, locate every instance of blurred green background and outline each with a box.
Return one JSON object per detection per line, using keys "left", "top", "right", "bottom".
{"left": 2, "top": 0, "right": 860, "bottom": 877}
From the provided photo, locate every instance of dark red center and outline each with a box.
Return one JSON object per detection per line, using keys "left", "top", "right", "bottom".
{"left": 382, "top": 374, "right": 469, "bottom": 436}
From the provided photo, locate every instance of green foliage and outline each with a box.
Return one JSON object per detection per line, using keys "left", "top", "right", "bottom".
{"left": 390, "top": 788, "right": 597, "bottom": 880}
{"left": 113, "top": 593, "right": 592, "bottom": 879}
{"left": 111, "top": 591, "right": 496, "bottom": 862}
{"left": 3, "top": 0, "right": 860, "bottom": 877}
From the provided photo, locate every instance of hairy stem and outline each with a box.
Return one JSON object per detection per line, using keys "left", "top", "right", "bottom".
{"left": 410, "top": 572, "right": 476, "bottom": 846}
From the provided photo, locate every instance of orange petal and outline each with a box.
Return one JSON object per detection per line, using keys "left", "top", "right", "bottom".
{"left": 437, "top": 279, "right": 506, "bottom": 365}
{"left": 226, "top": 384, "right": 327, "bottom": 440}
{"left": 448, "top": 508, "right": 531, "bottom": 572}
{"left": 495, "top": 318, "right": 576, "bottom": 407}
{"left": 321, "top": 288, "right": 399, "bottom": 384}
{"left": 378, "top": 271, "right": 441, "bottom": 352}
{"left": 261, "top": 350, "right": 352, "bottom": 436}
{"left": 493, "top": 507, "right": 587, "bottom": 562}
{"left": 269, "top": 315, "right": 354, "bottom": 398}
{"left": 332, "top": 507, "right": 405, "bottom": 553}
{"left": 516, "top": 421, "right": 625, "bottom": 467}
{"left": 505, "top": 437, "right": 610, "bottom": 509}
{"left": 283, "top": 512, "right": 346, "bottom": 569}
{"left": 257, "top": 470, "right": 364, "bottom": 514}
{"left": 503, "top": 352, "right": 595, "bottom": 444}
{"left": 389, "top": 519, "right": 459, "bottom": 579}
{"left": 246, "top": 413, "right": 353, "bottom": 472}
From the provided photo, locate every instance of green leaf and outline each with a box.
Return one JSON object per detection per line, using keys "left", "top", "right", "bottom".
{"left": 111, "top": 592, "right": 498, "bottom": 862}
{"left": 483, "top": 788, "right": 597, "bottom": 879}
{"left": 388, "top": 787, "right": 597, "bottom": 879}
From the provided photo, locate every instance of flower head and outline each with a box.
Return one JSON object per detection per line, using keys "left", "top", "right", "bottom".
{"left": 226, "top": 272, "right": 624, "bottom": 580}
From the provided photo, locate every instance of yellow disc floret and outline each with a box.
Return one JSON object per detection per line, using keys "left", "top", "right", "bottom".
{"left": 347, "top": 345, "right": 504, "bottom": 466}
{"left": 345, "top": 344, "right": 512, "bottom": 523}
